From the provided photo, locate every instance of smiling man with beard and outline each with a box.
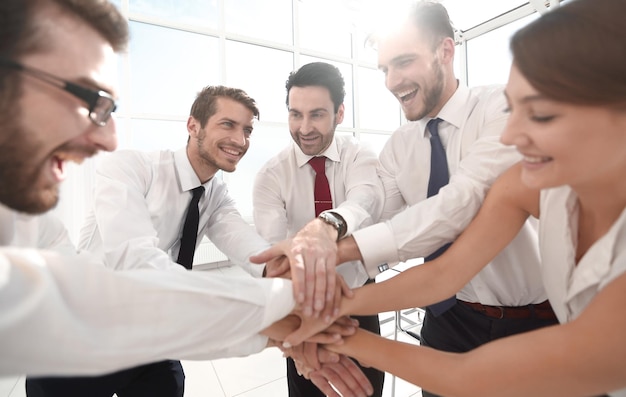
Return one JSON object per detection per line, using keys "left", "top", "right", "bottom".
{"left": 253, "top": 62, "right": 385, "bottom": 397}
{"left": 25, "top": 85, "right": 276, "bottom": 397}
{"left": 252, "top": 3, "right": 558, "bottom": 397}
{"left": 0, "top": 2, "right": 372, "bottom": 396}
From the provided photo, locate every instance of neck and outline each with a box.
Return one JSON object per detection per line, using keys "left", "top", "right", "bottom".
{"left": 574, "top": 175, "right": 626, "bottom": 261}
{"left": 186, "top": 146, "right": 217, "bottom": 184}
{"left": 428, "top": 77, "right": 458, "bottom": 119}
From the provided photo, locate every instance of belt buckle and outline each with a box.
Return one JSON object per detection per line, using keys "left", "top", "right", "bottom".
{"left": 496, "top": 306, "right": 504, "bottom": 319}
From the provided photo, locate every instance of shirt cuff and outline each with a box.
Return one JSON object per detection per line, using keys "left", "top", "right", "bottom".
{"left": 352, "top": 222, "right": 399, "bottom": 278}
{"left": 259, "top": 278, "right": 296, "bottom": 330}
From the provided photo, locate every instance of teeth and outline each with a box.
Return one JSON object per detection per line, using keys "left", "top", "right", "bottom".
{"left": 223, "top": 148, "right": 241, "bottom": 156}
{"left": 524, "top": 155, "right": 548, "bottom": 164}
{"left": 55, "top": 153, "right": 87, "bottom": 164}
{"left": 396, "top": 88, "right": 418, "bottom": 99}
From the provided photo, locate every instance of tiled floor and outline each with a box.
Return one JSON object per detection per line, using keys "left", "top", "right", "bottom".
{"left": 0, "top": 264, "right": 423, "bottom": 397}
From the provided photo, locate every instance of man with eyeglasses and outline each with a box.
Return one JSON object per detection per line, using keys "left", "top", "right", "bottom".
{"left": 24, "top": 85, "right": 350, "bottom": 397}
{"left": 0, "top": 2, "right": 372, "bottom": 396}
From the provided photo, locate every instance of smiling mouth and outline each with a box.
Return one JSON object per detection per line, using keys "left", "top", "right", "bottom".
{"left": 55, "top": 152, "right": 89, "bottom": 165}
{"left": 396, "top": 87, "right": 419, "bottom": 103}
{"left": 221, "top": 147, "right": 243, "bottom": 157}
{"left": 523, "top": 155, "right": 552, "bottom": 164}
{"left": 300, "top": 135, "right": 319, "bottom": 142}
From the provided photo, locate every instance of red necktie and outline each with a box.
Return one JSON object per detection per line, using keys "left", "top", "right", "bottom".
{"left": 308, "top": 157, "right": 333, "bottom": 216}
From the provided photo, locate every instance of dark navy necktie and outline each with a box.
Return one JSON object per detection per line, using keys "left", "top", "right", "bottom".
{"left": 425, "top": 118, "right": 456, "bottom": 316}
{"left": 176, "top": 186, "right": 204, "bottom": 270}
{"left": 309, "top": 157, "right": 333, "bottom": 217}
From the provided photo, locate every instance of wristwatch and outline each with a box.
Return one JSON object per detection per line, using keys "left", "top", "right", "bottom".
{"left": 318, "top": 211, "right": 347, "bottom": 241}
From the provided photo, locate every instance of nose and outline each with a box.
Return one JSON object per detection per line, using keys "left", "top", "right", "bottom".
{"left": 385, "top": 68, "right": 400, "bottom": 93}
{"left": 231, "top": 127, "right": 248, "bottom": 146}
{"left": 87, "top": 115, "right": 118, "bottom": 152}
{"left": 300, "top": 116, "right": 314, "bottom": 135}
{"left": 500, "top": 113, "right": 527, "bottom": 147}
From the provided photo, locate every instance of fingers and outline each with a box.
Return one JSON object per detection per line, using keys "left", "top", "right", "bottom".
{"left": 264, "top": 256, "right": 290, "bottom": 278}
{"left": 249, "top": 245, "right": 281, "bottom": 264}
{"left": 303, "top": 251, "right": 316, "bottom": 317}
{"left": 309, "top": 373, "right": 342, "bottom": 397}
{"left": 313, "top": 256, "right": 328, "bottom": 315}
{"left": 308, "top": 356, "right": 373, "bottom": 397}
{"left": 304, "top": 341, "right": 321, "bottom": 369}
{"left": 337, "top": 355, "right": 373, "bottom": 395}
{"left": 324, "top": 273, "right": 342, "bottom": 322}
{"left": 283, "top": 311, "right": 332, "bottom": 348}
{"left": 326, "top": 256, "right": 337, "bottom": 304}
{"left": 316, "top": 346, "right": 340, "bottom": 364}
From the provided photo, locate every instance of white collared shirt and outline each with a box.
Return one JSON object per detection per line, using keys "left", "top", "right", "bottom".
{"left": 540, "top": 186, "right": 626, "bottom": 397}
{"left": 0, "top": 203, "right": 295, "bottom": 376}
{"left": 540, "top": 186, "right": 626, "bottom": 323}
{"left": 253, "top": 135, "right": 384, "bottom": 288}
{"left": 353, "top": 84, "right": 547, "bottom": 306}
{"left": 79, "top": 147, "right": 267, "bottom": 276}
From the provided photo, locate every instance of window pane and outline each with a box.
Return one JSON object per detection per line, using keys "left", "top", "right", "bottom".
{"left": 442, "top": 0, "right": 528, "bottom": 31}
{"left": 129, "top": 22, "right": 219, "bottom": 117}
{"left": 225, "top": 41, "right": 294, "bottom": 123}
{"left": 298, "top": 2, "right": 352, "bottom": 58}
{"left": 466, "top": 13, "right": 537, "bottom": 86}
{"left": 128, "top": 119, "right": 187, "bottom": 151}
{"left": 129, "top": 0, "right": 219, "bottom": 29}
{"left": 224, "top": 0, "right": 292, "bottom": 45}
{"left": 355, "top": 29, "right": 378, "bottom": 64}
{"left": 299, "top": 56, "right": 354, "bottom": 129}
{"left": 225, "top": 123, "right": 292, "bottom": 219}
{"left": 357, "top": 67, "right": 401, "bottom": 132}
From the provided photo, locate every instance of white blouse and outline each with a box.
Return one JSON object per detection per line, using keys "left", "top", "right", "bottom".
{"left": 540, "top": 186, "right": 626, "bottom": 397}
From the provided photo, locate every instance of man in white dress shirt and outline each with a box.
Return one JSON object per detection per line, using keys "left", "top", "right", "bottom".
{"left": 253, "top": 62, "right": 385, "bottom": 397}
{"left": 26, "top": 85, "right": 270, "bottom": 396}
{"left": 252, "top": 3, "right": 558, "bottom": 397}
{"left": 0, "top": 0, "right": 294, "bottom": 378}
{"left": 0, "top": 2, "right": 371, "bottom": 397}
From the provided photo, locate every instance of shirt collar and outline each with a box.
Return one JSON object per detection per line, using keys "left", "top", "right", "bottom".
{"left": 294, "top": 135, "right": 340, "bottom": 168}
{"left": 417, "top": 83, "right": 470, "bottom": 137}
{"left": 174, "top": 147, "right": 205, "bottom": 193}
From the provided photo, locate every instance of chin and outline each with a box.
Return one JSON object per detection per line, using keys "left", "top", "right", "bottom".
{"left": 520, "top": 173, "right": 550, "bottom": 191}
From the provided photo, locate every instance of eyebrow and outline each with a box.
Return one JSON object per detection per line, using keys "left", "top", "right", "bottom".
{"left": 219, "top": 116, "right": 253, "bottom": 129}
{"left": 75, "top": 76, "right": 117, "bottom": 98}
{"left": 379, "top": 53, "right": 416, "bottom": 70}
{"left": 289, "top": 107, "right": 329, "bottom": 114}
{"left": 504, "top": 91, "right": 550, "bottom": 105}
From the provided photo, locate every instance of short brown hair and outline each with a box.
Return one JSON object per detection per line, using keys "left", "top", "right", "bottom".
{"left": 190, "top": 85, "right": 260, "bottom": 128}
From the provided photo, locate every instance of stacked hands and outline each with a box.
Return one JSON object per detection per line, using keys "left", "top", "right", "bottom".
{"left": 251, "top": 220, "right": 373, "bottom": 397}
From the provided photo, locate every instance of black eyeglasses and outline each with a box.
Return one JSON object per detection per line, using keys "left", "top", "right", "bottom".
{"left": 0, "top": 56, "right": 117, "bottom": 127}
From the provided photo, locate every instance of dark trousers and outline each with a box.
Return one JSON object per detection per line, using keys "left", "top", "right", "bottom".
{"left": 25, "top": 360, "right": 185, "bottom": 397}
{"left": 287, "top": 312, "right": 385, "bottom": 397}
{"left": 419, "top": 301, "right": 558, "bottom": 397}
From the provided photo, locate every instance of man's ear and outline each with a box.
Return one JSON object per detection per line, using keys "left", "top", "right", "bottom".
{"left": 187, "top": 116, "right": 199, "bottom": 138}
{"left": 439, "top": 36, "right": 455, "bottom": 66}
{"left": 335, "top": 103, "right": 345, "bottom": 125}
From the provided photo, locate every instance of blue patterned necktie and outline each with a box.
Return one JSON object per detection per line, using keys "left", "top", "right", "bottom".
{"left": 176, "top": 186, "right": 205, "bottom": 270}
{"left": 425, "top": 118, "right": 456, "bottom": 316}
